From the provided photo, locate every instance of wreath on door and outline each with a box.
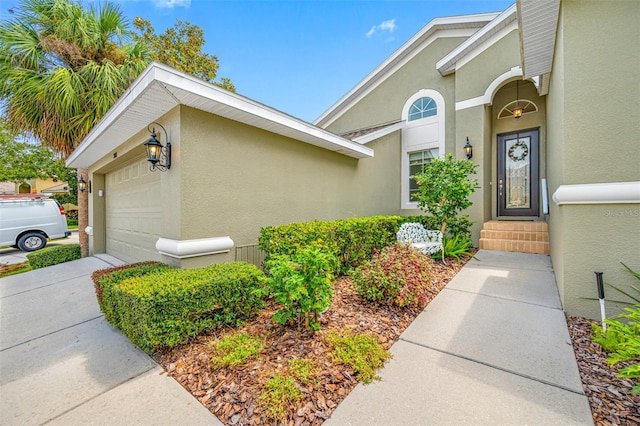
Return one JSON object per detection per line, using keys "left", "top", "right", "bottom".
{"left": 508, "top": 140, "right": 529, "bottom": 161}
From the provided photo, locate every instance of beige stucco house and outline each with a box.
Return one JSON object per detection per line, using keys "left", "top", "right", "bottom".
{"left": 67, "top": 0, "right": 639, "bottom": 320}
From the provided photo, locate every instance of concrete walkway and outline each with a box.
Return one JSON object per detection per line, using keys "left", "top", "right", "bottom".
{"left": 0, "top": 250, "right": 593, "bottom": 425}
{"left": 0, "top": 255, "right": 220, "bottom": 426}
{"left": 326, "top": 250, "right": 593, "bottom": 425}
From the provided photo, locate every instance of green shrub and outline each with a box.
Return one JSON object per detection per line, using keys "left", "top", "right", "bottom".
{"left": 66, "top": 218, "right": 78, "bottom": 227}
{"left": 259, "top": 215, "right": 439, "bottom": 275}
{"left": 210, "top": 333, "right": 264, "bottom": 369}
{"left": 414, "top": 153, "right": 479, "bottom": 238}
{"left": 113, "top": 262, "right": 266, "bottom": 352}
{"left": 442, "top": 235, "right": 476, "bottom": 263}
{"left": 326, "top": 328, "right": 392, "bottom": 384}
{"left": 351, "top": 242, "right": 433, "bottom": 308}
{"left": 257, "top": 374, "right": 304, "bottom": 422}
{"left": 266, "top": 243, "right": 336, "bottom": 331}
{"left": 27, "top": 244, "right": 81, "bottom": 269}
{"left": 92, "top": 262, "right": 170, "bottom": 324}
{"left": 591, "top": 262, "right": 640, "bottom": 394}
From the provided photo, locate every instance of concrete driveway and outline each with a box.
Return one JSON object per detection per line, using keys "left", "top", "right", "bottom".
{"left": 0, "top": 254, "right": 220, "bottom": 425}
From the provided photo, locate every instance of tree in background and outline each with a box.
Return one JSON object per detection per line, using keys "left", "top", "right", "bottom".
{"left": 0, "top": 0, "right": 150, "bottom": 256}
{"left": 133, "top": 17, "right": 235, "bottom": 92}
{"left": 0, "top": 118, "right": 68, "bottom": 184}
{"left": 1, "top": 0, "right": 235, "bottom": 257}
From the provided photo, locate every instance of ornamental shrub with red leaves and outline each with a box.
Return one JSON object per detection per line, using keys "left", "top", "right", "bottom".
{"left": 351, "top": 242, "right": 433, "bottom": 308}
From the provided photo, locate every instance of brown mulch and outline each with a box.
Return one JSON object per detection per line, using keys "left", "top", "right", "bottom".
{"left": 566, "top": 316, "right": 640, "bottom": 425}
{"left": 152, "top": 257, "right": 468, "bottom": 426}
{"left": 152, "top": 256, "right": 640, "bottom": 426}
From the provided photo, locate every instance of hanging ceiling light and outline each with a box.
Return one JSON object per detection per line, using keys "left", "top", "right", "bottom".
{"left": 513, "top": 80, "right": 523, "bottom": 119}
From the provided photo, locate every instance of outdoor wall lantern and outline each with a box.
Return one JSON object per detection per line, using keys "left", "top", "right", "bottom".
{"left": 144, "top": 122, "right": 171, "bottom": 172}
{"left": 78, "top": 176, "right": 87, "bottom": 192}
{"left": 513, "top": 80, "right": 523, "bottom": 119}
{"left": 464, "top": 137, "right": 473, "bottom": 159}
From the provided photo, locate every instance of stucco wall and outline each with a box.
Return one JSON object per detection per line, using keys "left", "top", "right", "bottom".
{"left": 326, "top": 36, "right": 464, "bottom": 142}
{"left": 454, "top": 29, "right": 519, "bottom": 101}
{"left": 178, "top": 106, "right": 403, "bottom": 267}
{"left": 556, "top": 203, "right": 640, "bottom": 319}
{"left": 559, "top": 0, "right": 639, "bottom": 184}
{"left": 547, "top": 0, "right": 640, "bottom": 319}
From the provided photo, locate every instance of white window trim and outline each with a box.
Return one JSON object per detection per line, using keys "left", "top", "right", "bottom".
{"left": 401, "top": 89, "right": 445, "bottom": 209}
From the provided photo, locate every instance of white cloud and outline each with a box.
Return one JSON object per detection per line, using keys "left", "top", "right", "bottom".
{"left": 152, "top": 0, "right": 191, "bottom": 8}
{"left": 366, "top": 19, "right": 397, "bottom": 38}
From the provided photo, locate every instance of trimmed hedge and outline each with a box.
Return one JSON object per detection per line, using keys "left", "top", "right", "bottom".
{"left": 259, "top": 215, "right": 439, "bottom": 275}
{"left": 95, "top": 262, "right": 267, "bottom": 352}
{"left": 27, "top": 244, "right": 81, "bottom": 269}
{"left": 92, "top": 262, "right": 171, "bottom": 326}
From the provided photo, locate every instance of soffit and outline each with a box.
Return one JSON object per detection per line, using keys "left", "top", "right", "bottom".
{"left": 314, "top": 12, "right": 501, "bottom": 128}
{"left": 67, "top": 63, "right": 373, "bottom": 169}
{"left": 517, "top": 0, "right": 560, "bottom": 79}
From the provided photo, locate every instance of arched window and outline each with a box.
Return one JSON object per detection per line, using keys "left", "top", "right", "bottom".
{"left": 408, "top": 97, "right": 437, "bottom": 121}
{"left": 401, "top": 90, "right": 445, "bottom": 209}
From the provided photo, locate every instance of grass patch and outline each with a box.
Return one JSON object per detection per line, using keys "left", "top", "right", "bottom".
{"left": 210, "top": 332, "right": 264, "bottom": 369}
{"left": 0, "top": 262, "right": 31, "bottom": 278}
{"left": 325, "top": 328, "right": 392, "bottom": 384}
{"left": 257, "top": 374, "right": 304, "bottom": 422}
{"left": 288, "top": 358, "right": 319, "bottom": 385}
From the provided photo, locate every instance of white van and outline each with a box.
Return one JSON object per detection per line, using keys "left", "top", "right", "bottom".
{"left": 0, "top": 194, "right": 71, "bottom": 251}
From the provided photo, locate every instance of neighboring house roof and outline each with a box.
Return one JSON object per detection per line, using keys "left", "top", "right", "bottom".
{"left": 517, "top": 0, "right": 560, "bottom": 79}
{"left": 314, "top": 12, "right": 501, "bottom": 128}
{"left": 67, "top": 63, "right": 373, "bottom": 169}
{"left": 41, "top": 182, "right": 70, "bottom": 193}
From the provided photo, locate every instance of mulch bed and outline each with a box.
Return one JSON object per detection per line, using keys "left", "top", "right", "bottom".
{"left": 152, "top": 256, "right": 639, "bottom": 425}
{"left": 566, "top": 316, "right": 640, "bottom": 425}
{"left": 153, "top": 257, "right": 468, "bottom": 426}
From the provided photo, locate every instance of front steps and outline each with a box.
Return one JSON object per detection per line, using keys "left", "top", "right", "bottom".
{"left": 479, "top": 220, "right": 549, "bottom": 255}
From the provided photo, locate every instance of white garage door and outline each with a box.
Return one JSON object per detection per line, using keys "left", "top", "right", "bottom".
{"left": 105, "top": 158, "right": 162, "bottom": 263}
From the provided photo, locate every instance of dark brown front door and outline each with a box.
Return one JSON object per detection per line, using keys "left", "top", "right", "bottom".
{"left": 498, "top": 129, "right": 539, "bottom": 217}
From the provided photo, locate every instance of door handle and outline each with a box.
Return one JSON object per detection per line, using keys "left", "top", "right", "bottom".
{"left": 499, "top": 179, "right": 503, "bottom": 197}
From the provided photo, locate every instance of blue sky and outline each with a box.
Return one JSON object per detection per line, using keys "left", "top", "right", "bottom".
{"left": 1, "top": 0, "right": 514, "bottom": 122}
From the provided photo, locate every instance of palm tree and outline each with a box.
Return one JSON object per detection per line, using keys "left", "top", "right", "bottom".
{"left": 0, "top": 0, "right": 150, "bottom": 256}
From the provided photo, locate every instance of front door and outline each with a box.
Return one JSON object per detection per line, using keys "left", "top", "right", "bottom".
{"left": 497, "top": 129, "right": 539, "bottom": 217}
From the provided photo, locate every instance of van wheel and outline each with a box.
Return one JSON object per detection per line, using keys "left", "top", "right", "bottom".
{"left": 18, "top": 233, "right": 47, "bottom": 252}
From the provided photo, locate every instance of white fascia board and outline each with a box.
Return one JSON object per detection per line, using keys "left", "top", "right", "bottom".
{"left": 66, "top": 64, "right": 163, "bottom": 168}
{"left": 67, "top": 63, "right": 372, "bottom": 168}
{"left": 154, "top": 66, "right": 374, "bottom": 158}
{"left": 552, "top": 181, "right": 640, "bottom": 205}
{"left": 314, "top": 13, "right": 500, "bottom": 128}
{"left": 353, "top": 121, "right": 405, "bottom": 145}
{"left": 437, "top": 4, "right": 517, "bottom": 76}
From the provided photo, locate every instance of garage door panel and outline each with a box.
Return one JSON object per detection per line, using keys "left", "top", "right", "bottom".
{"left": 105, "top": 159, "right": 162, "bottom": 263}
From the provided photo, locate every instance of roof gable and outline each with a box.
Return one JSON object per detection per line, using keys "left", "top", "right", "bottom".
{"left": 436, "top": 4, "right": 518, "bottom": 76}
{"left": 67, "top": 63, "right": 373, "bottom": 169}
{"left": 314, "top": 12, "right": 501, "bottom": 128}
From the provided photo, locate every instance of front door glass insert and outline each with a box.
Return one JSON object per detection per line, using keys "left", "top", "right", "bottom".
{"left": 505, "top": 136, "right": 531, "bottom": 209}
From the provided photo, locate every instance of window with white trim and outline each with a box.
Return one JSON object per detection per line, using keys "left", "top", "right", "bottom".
{"left": 401, "top": 89, "right": 445, "bottom": 209}
{"left": 408, "top": 97, "right": 437, "bottom": 121}
{"left": 409, "top": 148, "right": 439, "bottom": 201}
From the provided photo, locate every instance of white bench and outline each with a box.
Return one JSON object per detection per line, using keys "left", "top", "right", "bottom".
{"left": 396, "top": 222, "right": 445, "bottom": 262}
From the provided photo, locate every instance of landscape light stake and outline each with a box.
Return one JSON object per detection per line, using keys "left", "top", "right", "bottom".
{"left": 595, "top": 271, "right": 607, "bottom": 331}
